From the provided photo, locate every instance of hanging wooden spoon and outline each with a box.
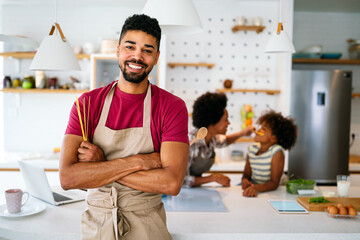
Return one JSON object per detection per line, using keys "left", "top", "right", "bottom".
{"left": 190, "top": 127, "right": 208, "bottom": 146}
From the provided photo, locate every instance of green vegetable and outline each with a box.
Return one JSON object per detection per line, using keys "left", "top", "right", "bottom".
{"left": 286, "top": 178, "right": 315, "bottom": 194}
{"left": 308, "top": 197, "right": 331, "bottom": 204}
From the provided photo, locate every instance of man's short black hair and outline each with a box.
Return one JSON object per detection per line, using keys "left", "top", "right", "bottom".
{"left": 119, "top": 14, "right": 161, "bottom": 51}
{"left": 192, "top": 92, "right": 228, "bottom": 129}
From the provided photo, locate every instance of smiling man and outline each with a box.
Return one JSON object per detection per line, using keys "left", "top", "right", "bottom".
{"left": 59, "top": 14, "right": 189, "bottom": 240}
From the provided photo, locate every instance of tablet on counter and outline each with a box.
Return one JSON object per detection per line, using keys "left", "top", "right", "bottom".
{"left": 268, "top": 200, "right": 309, "bottom": 214}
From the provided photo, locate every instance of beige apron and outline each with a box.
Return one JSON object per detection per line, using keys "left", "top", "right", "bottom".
{"left": 81, "top": 82, "right": 172, "bottom": 240}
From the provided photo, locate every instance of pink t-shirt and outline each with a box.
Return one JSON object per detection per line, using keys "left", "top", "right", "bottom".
{"left": 65, "top": 81, "right": 189, "bottom": 152}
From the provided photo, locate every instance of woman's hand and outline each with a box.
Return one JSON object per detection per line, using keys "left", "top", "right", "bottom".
{"left": 242, "top": 125, "right": 255, "bottom": 136}
{"left": 212, "top": 174, "right": 231, "bottom": 187}
{"left": 78, "top": 141, "right": 105, "bottom": 162}
{"left": 242, "top": 184, "right": 258, "bottom": 197}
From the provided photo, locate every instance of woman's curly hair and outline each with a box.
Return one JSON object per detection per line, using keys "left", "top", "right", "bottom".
{"left": 192, "top": 92, "right": 227, "bottom": 128}
{"left": 257, "top": 110, "right": 298, "bottom": 150}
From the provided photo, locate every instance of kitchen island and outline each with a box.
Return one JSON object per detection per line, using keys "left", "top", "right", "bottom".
{"left": 0, "top": 171, "right": 359, "bottom": 240}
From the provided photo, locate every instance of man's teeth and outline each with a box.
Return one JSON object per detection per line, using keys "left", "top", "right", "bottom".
{"left": 128, "top": 64, "right": 142, "bottom": 69}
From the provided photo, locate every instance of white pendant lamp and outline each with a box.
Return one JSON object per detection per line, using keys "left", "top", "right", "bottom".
{"left": 30, "top": 23, "right": 80, "bottom": 71}
{"left": 265, "top": 0, "right": 295, "bottom": 53}
{"left": 142, "top": 0, "right": 203, "bottom": 35}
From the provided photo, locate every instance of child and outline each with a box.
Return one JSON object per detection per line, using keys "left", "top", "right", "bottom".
{"left": 241, "top": 110, "right": 297, "bottom": 197}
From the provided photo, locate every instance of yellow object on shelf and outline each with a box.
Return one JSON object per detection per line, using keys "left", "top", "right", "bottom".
{"left": 240, "top": 104, "right": 254, "bottom": 129}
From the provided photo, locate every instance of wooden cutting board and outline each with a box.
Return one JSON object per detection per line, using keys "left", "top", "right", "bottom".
{"left": 297, "top": 197, "right": 360, "bottom": 211}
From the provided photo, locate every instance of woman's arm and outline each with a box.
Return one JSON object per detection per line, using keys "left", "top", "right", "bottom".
{"left": 226, "top": 126, "right": 254, "bottom": 145}
{"left": 193, "top": 174, "right": 230, "bottom": 187}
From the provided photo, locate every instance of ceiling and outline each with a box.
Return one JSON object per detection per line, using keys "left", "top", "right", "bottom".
{"left": 0, "top": 0, "right": 359, "bottom": 13}
{"left": 294, "top": 0, "right": 360, "bottom": 13}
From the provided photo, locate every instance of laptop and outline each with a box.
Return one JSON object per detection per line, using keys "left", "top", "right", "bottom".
{"left": 18, "top": 160, "right": 87, "bottom": 206}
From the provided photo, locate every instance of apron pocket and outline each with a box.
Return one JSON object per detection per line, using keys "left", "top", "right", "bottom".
{"left": 81, "top": 208, "right": 115, "bottom": 240}
{"left": 120, "top": 204, "right": 171, "bottom": 240}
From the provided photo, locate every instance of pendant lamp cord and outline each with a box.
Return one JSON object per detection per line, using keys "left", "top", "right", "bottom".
{"left": 55, "top": 0, "right": 57, "bottom": 23}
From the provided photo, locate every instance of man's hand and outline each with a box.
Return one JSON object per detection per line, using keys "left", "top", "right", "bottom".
{"left": 131, "top": 152, "right": 162, "bottom": 171}
{"left": 242, "top": 184, "right": 258, "bottom": 197}
{"left": 78, "top": 141, "right": 106, "bottom": 162}
{"left": 212, "top": 174, "right": 231, "bottom": 187}
{"left": 241, "top": 178, "right": 252, "bottom": 190}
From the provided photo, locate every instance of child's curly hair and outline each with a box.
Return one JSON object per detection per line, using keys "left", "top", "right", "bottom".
{"left": 257, "top": 110, "right": 298, "bottom": 150}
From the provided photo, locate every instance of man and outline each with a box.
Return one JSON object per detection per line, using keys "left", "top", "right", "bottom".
{"left": 59, "top": 14, "right": 189, "bottom": 240}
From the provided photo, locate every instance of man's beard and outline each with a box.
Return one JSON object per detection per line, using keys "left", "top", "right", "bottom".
{"left": 120, "top": 60, "right": 151, "bottom": 84}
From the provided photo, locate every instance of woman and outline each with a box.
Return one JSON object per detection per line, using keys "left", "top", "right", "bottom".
{"left": 183, "top": 92, "right": 254, "bottom": 187}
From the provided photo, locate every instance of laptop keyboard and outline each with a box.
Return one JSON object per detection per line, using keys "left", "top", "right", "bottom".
{"left": 52, "top": 192, "right": 72, "bottom": 202}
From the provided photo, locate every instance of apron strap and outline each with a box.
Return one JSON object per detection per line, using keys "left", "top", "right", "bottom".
{"left": 97, "top": 82, "right": 118, "bottom": 126}
{"left": 142, "top": 83, "right": 152, "bottom": 129}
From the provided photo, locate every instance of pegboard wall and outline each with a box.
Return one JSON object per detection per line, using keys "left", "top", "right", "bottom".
{"left": 165, "top": 0, "right": 284, "bottom": 134}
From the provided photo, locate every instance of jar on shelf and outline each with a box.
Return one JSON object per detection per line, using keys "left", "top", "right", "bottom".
{"left": 48, "top": 77, "right": 58, "bottom": 89}
{"left": 13, "top": 78, "right": 21, "bottom": 88}
{"left": 3, "top": 76, "right": 12, "bottom": 88}
{"left": 348, "top": 39, "right": 360, "bottom": 59}
{"left": 22, "top": 75, "right": 35, "bottom": 89}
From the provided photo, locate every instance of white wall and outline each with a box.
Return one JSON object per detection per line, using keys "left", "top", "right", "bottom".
{"left": 1, "top": 1, "right": 145, "bottom": 155}
{"left": 0, "top": 0, "right": 294, "bottom": 158}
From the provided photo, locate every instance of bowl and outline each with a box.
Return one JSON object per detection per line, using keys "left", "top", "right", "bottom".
{"left": 321, "top": 53, "right": 342, "bottom": 59}
{"left": 286, "top": 179, "right": 315, "bottom": 194}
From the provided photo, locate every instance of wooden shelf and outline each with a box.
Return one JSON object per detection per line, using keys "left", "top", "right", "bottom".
{"left": 217, "top": 88, "right": 281, "bottom": 95}
{"left": 350, "top": 155, "right": 360, "bottom": 163}
{"left": 232, "top": 25, "right": 266, "bottom": 34}
{"left": 168, "top": 62, "right": 215, "bottom": 69}
{"left": 353, "top": 93, "right": 360, "bottom": 98}
{"left": 0, "top": 52, "right": 90, "bottom": 59}
{"left": 1, "top": 88, "right": 88, "bottom": 93}
{"left": 292, "top": 58, "right": 360, "bottom": 65}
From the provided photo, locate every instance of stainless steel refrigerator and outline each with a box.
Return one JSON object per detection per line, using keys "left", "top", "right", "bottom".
{"left": 289, "top": 69, "right": 352, "bottom": 184}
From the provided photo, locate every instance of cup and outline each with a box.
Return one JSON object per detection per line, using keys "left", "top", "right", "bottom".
{"left": 5, "top": 189, "right": 29, "bottom": 214}
{"left": 337, "top": 175, "right": 351, "bottom": 197}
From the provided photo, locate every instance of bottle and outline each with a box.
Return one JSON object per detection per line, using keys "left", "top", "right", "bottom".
{"left": 3, "top": 76, "right": 12, "bottom": 88}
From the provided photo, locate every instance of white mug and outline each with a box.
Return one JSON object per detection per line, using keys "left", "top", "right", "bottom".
{"left": 5, "top": 189, "right": 29, "bottom": 214}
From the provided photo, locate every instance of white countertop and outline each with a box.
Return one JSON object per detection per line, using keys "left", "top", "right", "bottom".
{"left": 1, "top": 158, "right": 360, "bottom": 172}
{"left": 0, "top": 171, "right": 359, "bottom": 240}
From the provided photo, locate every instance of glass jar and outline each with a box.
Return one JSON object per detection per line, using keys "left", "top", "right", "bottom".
{"left": 348, "top": 39, "right": 360, "bottom": 59}
{"left": 3, "top": 76, "right": 12, "bottom": 88}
